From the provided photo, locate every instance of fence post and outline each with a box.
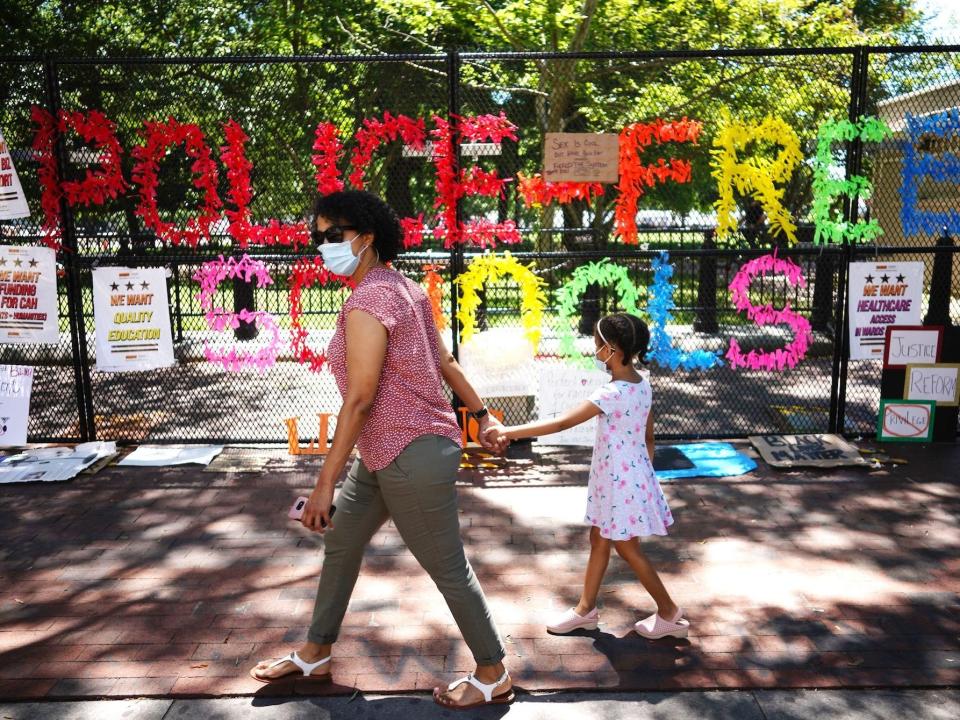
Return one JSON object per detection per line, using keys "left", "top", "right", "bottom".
{"left": 43, "top": 55, "right": 96, "bottom": 441}
{"left": 446, "top": 47, "right": 465, "bottom": 375}
{"left": 923, "top": 229, "right": 955, "bottom": 327}
{"left": 694, "top": 229, "right": 718, "bottom": 333}
{"left": 829, "top": 46, "right": 869, "bottom": 435}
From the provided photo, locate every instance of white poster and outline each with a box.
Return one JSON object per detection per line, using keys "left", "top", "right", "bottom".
{"left": 848, "top": 261, "right": 924, "bottom": 360}
{"left": 535, "top": 363, "right": 610, "bottom": 446}
{"left": 0, "top": 129, "right": 30, "bottom": 220}
{"left": 0, "top": 365, "right": 33, "bottom": 447}
{"left": 0, "top": 246, "right": 59, "bottom": 345}
{"left": 458, "top": 328, "right": 537, "bottom": 398}
{"left": 92, "top": 266, "right": 174, "bottom": 372}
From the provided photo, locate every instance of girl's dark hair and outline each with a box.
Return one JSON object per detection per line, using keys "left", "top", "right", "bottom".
{"left": 596, "top": 313, "right": 650, "bottom": 366}
{"left": 311, "top": 190, "right": 402, "bottom": 262}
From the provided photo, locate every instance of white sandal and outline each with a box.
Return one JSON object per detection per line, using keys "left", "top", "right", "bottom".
{"left": 249, "top": 651, "right": 332, "bottom": 683}
{"left": 433, "top": 669, "right": 515, "bottom": 709}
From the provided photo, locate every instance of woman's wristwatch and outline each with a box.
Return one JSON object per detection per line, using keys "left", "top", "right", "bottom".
{"left": 470, "top": 405, "right": 489, "bottom": 420}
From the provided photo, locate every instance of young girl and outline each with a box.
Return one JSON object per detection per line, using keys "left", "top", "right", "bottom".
{"left": 486, "top": 313, "right": 688, "bottom": 639}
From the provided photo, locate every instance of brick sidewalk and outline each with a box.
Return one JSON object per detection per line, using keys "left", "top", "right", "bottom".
{"left": 0, "top": 441, "right": 958, "bottom": 699}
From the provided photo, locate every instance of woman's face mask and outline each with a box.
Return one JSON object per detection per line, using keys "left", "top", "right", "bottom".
{"left": 316, "top": 225, "right": 369, "bottom": 276}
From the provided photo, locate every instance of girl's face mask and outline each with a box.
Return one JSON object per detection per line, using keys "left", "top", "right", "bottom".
{"left": 594, "top": 344, "right": 614, "bottom": 372}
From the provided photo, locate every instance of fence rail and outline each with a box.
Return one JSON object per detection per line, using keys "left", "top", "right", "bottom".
{"left": 1, "top": 47, "right": 958, "bottom": 443}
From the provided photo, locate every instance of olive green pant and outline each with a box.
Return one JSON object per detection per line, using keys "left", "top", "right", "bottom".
{"left": 307, "top": 434, "right": 505, "bottom": 665}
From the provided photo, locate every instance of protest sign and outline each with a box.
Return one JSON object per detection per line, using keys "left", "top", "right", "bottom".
{"left": 877, "top": 399, "right": 935, "bottom": 442}
{"left": 904, "top": 363, "right": 960, "bottom": 406}
{"left": 0, "top": 364, "right": 32, "bottom": 446}
{"left": 749, "top": 433, "right": 869, "bottom": 468}
{"left": 0, "top": 128, "right": 29, "bottom": 220}
{"left": 92, "top": 266, "right": 174, "bottom": 372}
{"left": 544, "top": 133, "right": 619, "bottom": 183}
{"left": 535, "top": 363, "right": 611, "bottom": 446}
{"left": 848, "top": 262, "right": 923, "bottom": 360}
{"left": 0, "top": 246, "right": 58, "bottom": 344}
{"left": 883, "top": 325, "right": 943, "bottom": 368}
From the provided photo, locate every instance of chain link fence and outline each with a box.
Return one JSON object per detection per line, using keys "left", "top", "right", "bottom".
{"left": 0, "top": 48, "right": 957, "bottom": 443}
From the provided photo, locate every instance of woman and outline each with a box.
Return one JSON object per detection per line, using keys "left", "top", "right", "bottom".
{"left": 250, "top": 191, "right": 513, "bottom": 710}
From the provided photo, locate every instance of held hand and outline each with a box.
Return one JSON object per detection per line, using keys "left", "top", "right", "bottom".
{"left": 478, "top": 416, "right": 509, "bottom": 454}
{"left": 302, "top": 483, "right": 335, "bottom": 534}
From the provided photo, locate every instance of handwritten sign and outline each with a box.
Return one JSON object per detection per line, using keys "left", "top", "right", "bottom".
{"left": 543, "top": 133, "right": 619, "bottom": 183}
{"left": 877, "top": 399, "right": 935, "bottom": 442}
{"left": 883, "top": 325, "right": 943, "bottom": 369}
{"left": 0, "top": 246, "right": 58, "bottom": 345}
{"left": 848, "top": 262, "right": 924, "bottom": 360}
{"left": 0, "top": 365, "right": 32, "bottom": 446}
{"left": 0, "top": 128, "right": 29, "bottom": 220}
{"left": 749, "top": 434, "right": 868, "bottom": 468}
{"left": 904, "top": 363, "right": 960, "bottom": 406}
{"left": 92, "top": 266, "right": 174, "bottom": 372}
{"left": 535, "top": 363, "right": 611, "bottom": 445}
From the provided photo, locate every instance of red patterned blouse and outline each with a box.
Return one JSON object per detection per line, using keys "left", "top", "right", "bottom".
{"left": 327, "top": 266, "right": 463, "bottom": 471}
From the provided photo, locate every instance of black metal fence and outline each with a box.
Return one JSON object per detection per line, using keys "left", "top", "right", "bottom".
{"left": 1, "top": 47, "right": 958, "bottom": 443}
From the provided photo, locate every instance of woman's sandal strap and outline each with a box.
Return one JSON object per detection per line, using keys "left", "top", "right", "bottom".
{"left": 268, "top": 651, "right": 331, "bottom": 676}
{"left": 447, "top": 670, "right": 510, "bottom": 702}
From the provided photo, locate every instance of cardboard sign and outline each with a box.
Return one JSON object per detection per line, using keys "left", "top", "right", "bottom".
{"left": 0, "top": 364, "right": 32, "bottom": 446}
{"left": 848, "top": 262, "right": 924, "bottom": 360}
{"left": 904, "top": 363, "right": 960, "bottom": 406}
{"left": 0, "top": 245, "right": 59, "bottom": 345}
{"left": 877, "top": 399, "right": 935, "bottom": 442}
{"left": 543, "top": 133, "right": 619, "bottom": 183}
{"left": 458, "top": 329, "right": 536, "bottom": 398}
{"left": 0, "top": 129, "right": 30, "bottom": 220}
{"left": 92, "top": 266, "right": 175, "bottom": 372}
{"left": 535, "top": 363, "right": 611, "bottom": 446}
{"left": 749, "top": 434, "right": 869, "bottom": 468}
{"left": 0, "top": 442, "right": 116, "bottom": 483}
{"left": 883, "top": 325, "right": 943, "bottom": 368}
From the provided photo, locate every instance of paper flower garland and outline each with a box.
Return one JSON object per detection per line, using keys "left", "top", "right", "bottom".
{"left": 311, "top": 121, "right": 345, "bottom": 195}
{"left": 647, "top": 252, "right": 724, "bottom": 371}
{"left": 131, "top": 117, "right": 222, "bottom": 247}
{"left": 349, "top": 111, "right": 426, "bottom": 189}
{"left": 516, "top": 172, "right": 604, "bottom": 208}
{"left": 220, "top": 120, "right": 310, "bottom": 249}
{"left": 555, "top": 259, "right": 642, "bottom": 362}
{"left": 812, "top": 116, "right": 891, "bottom": 245}
{"left": 725, "top": 253, "right": 813, "bottom": 371}
{"left": 615, "top": 118, "right": 702, "bottom": 245}
{"left": 432, "top": 113, "right": 519, "bottom": 248}
{"left": 456, "top": 252, "right": 546, "bottom": 351}
{"left": 711, "top": 115, "right": 802, "bottom": 245}
{"left": 30, "top": 106, "right": 63, "bottom": 250}
{"left": 289, "top": 257, "right": 355, "bottom": 373}
{"left": 901, "top": 109, "right": 960, "bottom": 237}
{"left": 193, "top": 255, "right": 281, "bottom": 372}
{"left": 422, "top": 264, "right": 448, "bottom": 329}
{"left": 57, "top": 109, "right": 128, "bottom": 207}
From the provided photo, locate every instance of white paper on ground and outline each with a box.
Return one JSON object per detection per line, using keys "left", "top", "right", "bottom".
{"left": 0, "top": 441, "right": 117, "bottom": 483}
{"left": 117, "top": 444, "right": 224, "bottom": 467}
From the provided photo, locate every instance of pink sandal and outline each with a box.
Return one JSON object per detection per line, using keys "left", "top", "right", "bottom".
{"left": 634, "top": 607, "right": 689, "bottom": 639}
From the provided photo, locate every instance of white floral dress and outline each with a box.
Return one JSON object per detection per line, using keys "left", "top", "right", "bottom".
{"left": 585, "top": 378, "right": 674, "bottom": 540}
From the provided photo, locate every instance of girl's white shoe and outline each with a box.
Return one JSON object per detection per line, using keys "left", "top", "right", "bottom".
{"left": 546, "top": 606, "right": 599, "bottom": 634}
{"left": 634, "top": 607, "right": 689, "bottom": 639}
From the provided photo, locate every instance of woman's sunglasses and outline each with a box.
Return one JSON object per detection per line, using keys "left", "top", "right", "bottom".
{"left": 311, "top": 225, "right": 356, "bottom": 246}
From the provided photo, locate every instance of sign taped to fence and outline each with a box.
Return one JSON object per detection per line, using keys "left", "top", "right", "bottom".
{"left": 847, "top": 261, "right": 924, "bottom": 360}
{"left": 0, "top": 128, "right": 29, "bottom": 220}
{"left": 0, "top": 365, "right": 33, "bottom": 447}
{"left": 0, "top": 246, "right": 58, "bottom": 345}
{"left": 92, "top": 266, "right": 174, "bottom": 372}
{"left": 535, "top": 363, "right": 611, "bottom": 446}
{"left": 749, "top": 434, "right": 869, "bottom": 468}
{"left": 883, "top": 325, "right": 943, "bottom": 368}
{"left": 543, "top": 133, "right": 620, "bottom": 183}
{"left": 877, "top": 399, "right": 935, "bottom": 442}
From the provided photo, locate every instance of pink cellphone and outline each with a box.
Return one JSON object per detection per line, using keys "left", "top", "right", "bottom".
{"left": 288, "top": 496, "right": 336, "bottom": 526}
{"left": 288, "top": 496, "right": 309, "bottom": 520}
